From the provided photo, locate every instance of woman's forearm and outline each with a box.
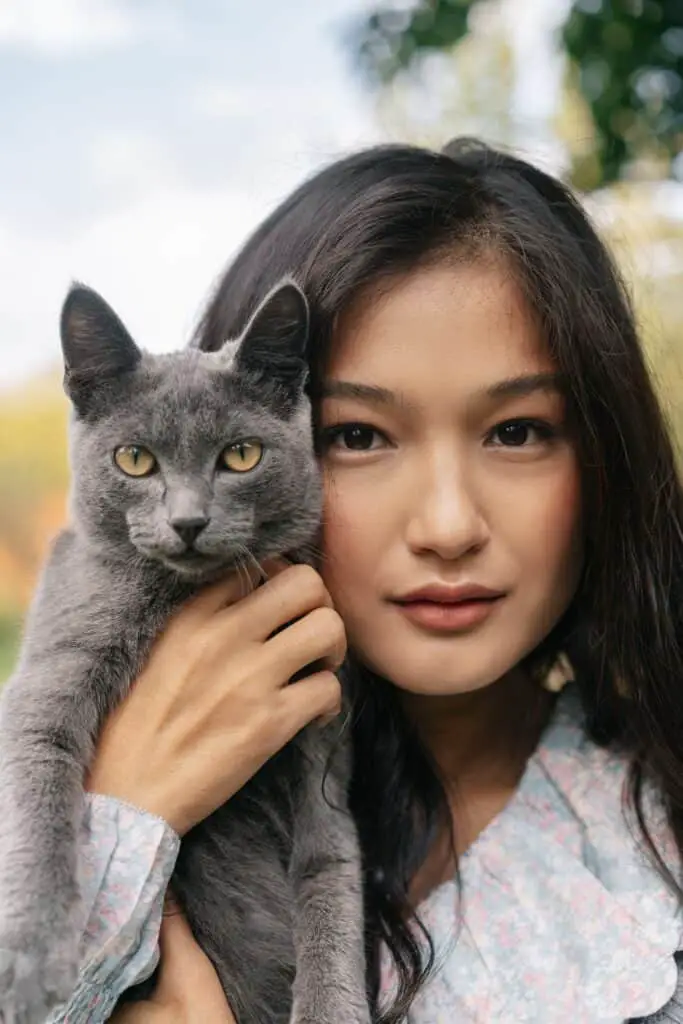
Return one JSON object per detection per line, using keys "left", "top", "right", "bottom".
{"left": 48, "top": 793, "right": 179, "bottom": 1024}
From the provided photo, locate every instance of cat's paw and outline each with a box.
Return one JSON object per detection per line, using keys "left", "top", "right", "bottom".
{"left": 0, "top": 939, "right": 79, "bottom": 1024}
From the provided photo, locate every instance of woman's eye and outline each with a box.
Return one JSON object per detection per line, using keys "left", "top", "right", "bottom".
{"left": 487, "top": 419, "right": 554, "bottom": 448}
{"left": 323, "top": 423, "right": 387, "bottom": 452}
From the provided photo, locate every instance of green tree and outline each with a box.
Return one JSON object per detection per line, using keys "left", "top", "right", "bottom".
{"left": 354, "top": 0, "right": 683, "bottom": 190}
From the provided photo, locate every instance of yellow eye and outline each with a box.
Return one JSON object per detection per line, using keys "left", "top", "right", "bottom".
{"left": 114, "top": 445, "right": 157, "bottom": 477}
{"left": 220, "top": 440, "right": 263, "bottom": 473}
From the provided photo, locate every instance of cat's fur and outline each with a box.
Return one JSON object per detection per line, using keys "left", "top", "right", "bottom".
{"left": 0, "top": 282, "right": 370, "bottom": 1024}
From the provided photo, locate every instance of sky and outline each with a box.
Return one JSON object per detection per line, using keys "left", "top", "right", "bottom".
{"left": 0, "top": 0, "right": 383, "bottom": 387}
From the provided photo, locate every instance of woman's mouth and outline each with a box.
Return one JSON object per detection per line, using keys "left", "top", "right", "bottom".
{"left": 391, "top": 584, "right": 506, "bottom": 634}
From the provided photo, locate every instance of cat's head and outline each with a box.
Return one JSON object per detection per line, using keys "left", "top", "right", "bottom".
{"left": 60, "top": 279, "right": 321, "bottom": 578}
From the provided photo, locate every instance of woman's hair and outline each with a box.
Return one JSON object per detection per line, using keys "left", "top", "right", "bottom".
{"left": 194, "top": 139, "right": 683, "bottom": 1021}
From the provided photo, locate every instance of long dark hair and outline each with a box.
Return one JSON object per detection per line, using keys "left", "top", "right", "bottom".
{"left": 194, "top": 139, "right": 683, "bottom": 1020}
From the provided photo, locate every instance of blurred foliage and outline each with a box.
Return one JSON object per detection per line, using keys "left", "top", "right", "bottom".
{"left": 354, "top": 0, "right": 472, "bottom": 80}
{"left": 0, "top": 616, "right": 21, "bottom": 683}
{"left": 589, "top": 182, "right": 683, "bottom": 441}
{"left": 373, "top": 20, "right": 519, "bottom": 151}
{"left": 354, "top": 0, "right": 683, "bottom": 190}
{"left": 0, "top": 373, "right": 69, "bottom": 680}
{"left": 563, "top": 1, "right": 683, "bottom": 189}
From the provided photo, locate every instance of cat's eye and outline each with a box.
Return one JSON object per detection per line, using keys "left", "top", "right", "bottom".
{"left": 220, "top": 440, "right": 263, "bottom": 473}
{"left": 113, "top": 445, "right": 157, "bottom": 477}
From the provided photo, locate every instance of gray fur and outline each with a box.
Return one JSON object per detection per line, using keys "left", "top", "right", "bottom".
{"left": 0, "top": 282, "right": 369, "bottom": 1024}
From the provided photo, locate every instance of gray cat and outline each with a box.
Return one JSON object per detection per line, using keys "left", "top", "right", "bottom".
{"left": 0, "top": 281, "right": 370, "bottom": 1024}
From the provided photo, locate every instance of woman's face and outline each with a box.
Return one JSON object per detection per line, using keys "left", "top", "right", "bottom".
{"left": 318, "top": 259, "right": 583, "bottom": 696}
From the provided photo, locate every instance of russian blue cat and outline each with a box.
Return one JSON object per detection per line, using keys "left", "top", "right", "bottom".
{"left": 0, "top": 281, "right": 369, "bottom": 1024}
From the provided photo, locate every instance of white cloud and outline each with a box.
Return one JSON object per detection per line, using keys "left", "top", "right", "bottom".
{"left": 193, "top": 80, "right": 361, "bottom": 124}
{"left": 0, "top": 182, "right": 266, "bottom": 388}
{"left": 190, "top": 78, "right": 379, "bottom": 174}
{"left": 192, "top": 83, "right": 257, "bottom": 120}
{"left": 89, "top": 129, "right": 181, "bottom": 195}
{"left": 0, "top": 0, "right": 132, "bottom": 52}
{"left": 0, "top": 0, "right": 148, "bottom": 53}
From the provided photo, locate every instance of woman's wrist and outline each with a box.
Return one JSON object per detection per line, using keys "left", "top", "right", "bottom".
{"left": 85, "top": 790, "right": 179, "bottom": 836}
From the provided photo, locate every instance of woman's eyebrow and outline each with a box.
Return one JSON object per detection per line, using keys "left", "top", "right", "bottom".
{"left": 319, "top": 380, "right": 407, "bottom": 408}
{"left": 485, "top": 372, "right": 563, "bottom": 400}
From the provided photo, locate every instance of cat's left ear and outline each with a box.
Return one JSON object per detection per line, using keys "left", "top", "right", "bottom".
{"left": 234, "top": 279, "right": 309, "bottom": 403}
{"left": 61, "top": 283, "right": 142, "bottom": 414}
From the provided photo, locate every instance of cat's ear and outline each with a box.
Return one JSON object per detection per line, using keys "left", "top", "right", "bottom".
{"left": 61, "top": 284, "right": 141, "bottom": 409}
{"left": 233, "top": 279, "right": 309, "bottom": 400}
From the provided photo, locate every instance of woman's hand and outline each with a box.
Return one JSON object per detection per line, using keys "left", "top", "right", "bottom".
{"left": 87, "top": 562, "right": 345, "bottom": 835}
{"left": 111, "top": 897, "right": 235, "bottom": 1023}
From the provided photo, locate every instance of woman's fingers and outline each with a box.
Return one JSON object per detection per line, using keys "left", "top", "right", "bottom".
{"left": 266, "top": 605, "right": 347, "bottom": 677}
{"left": 155, "top": 898, "right": 237, "bottom": 1021}
{"left": 171, "top": 558, "right": 289, "bottom": 634}
{"left": 278, "top": 670, "right": 343, "bottom": 738}
{"left": 157, "top": 904, "right": 206, "bottom": 978}
{"left": 209, "top": 563, "right": 334, "bottom": 642}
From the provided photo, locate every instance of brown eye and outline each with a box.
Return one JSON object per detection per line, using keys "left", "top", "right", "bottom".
{"left": 114, "top": 445, "right": 157, "bottom": 477}
{"left": 220, "top": 440, "right": 263, "bottom": 473}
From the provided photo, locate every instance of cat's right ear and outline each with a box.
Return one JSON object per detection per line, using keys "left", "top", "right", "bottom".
{"left": 232, "top": 279, "right": 309, "bottom": 408}
{"left": 61, "top": 284, "right": 142, "bottom": 413}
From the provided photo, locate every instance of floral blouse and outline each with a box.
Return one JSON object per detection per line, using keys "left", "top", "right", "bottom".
{"left": 50, "top": 687, "right": 683, "bottom": 1023}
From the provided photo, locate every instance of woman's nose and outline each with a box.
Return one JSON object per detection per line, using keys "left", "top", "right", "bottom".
{"left": 405, "top": 455, "right": 489, "bottom": 561}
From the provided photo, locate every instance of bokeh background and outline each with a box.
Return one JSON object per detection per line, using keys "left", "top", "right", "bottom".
{"left": 3, "top": 0, "right": 683, "bottom": 680}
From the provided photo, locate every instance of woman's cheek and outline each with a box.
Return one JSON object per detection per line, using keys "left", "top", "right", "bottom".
{"left": 321, "top": 470, "right": 374, "bottom": 601}
{"left": 522, "top": 456, "right": 583, "bottom": 601}
{"left": 320, "top": 472, "right": 348, "bottom": 592}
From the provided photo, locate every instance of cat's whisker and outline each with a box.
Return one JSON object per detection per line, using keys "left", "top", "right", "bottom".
{"left": 232, "top": 551, "right": 250, "bottom": 595}
{"left": 242, "top": 546, "right": 268, "bottom": 587}
{"left": 234, "top": 545, "right": 263, "bottom": 593}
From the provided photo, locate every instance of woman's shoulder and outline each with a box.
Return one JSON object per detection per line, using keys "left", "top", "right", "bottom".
{"left": 404, "top": 686, "right": 683, "bottom": 1022}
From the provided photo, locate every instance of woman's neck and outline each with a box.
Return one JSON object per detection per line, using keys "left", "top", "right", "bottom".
{"left": 402, "top": 668, "right": 554, "bottom": 795}
{"left": 402, "top": 669, "right": 556, "bottom": 896}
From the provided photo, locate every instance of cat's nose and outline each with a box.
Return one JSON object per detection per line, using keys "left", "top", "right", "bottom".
{"left": 171, "top": 516, "right": 210, "bottom": 547}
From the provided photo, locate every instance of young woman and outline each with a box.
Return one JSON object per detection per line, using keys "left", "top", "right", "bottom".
{"left": 49, "top": 138, "right": 683, "bottom": 1023}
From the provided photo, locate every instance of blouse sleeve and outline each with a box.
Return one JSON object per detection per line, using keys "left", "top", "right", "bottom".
{"left": 48, "top": 792, "right": 180, "bottom": 1023}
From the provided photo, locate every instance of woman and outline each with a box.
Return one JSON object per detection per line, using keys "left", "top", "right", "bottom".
{"left": 51, "top": 138, "right": 683, "bottom": 1023}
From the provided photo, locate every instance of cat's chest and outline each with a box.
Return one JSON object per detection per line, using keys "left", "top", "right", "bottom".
{"left": 177, "top": 740, "right": 308, "bottom": 869}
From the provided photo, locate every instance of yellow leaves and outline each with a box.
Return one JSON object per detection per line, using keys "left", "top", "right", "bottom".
{"left": 0, "top": 370, "right": 69, "bottom": 490}
{"left": 0, "top": 371, "right": 68, "bottom": 652}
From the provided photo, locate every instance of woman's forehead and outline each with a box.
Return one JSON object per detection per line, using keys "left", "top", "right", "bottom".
{"left": 326, "top": 261, "right": 553, "bottom": 400}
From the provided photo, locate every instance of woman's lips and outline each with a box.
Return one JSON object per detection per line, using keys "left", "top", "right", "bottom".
{"left": 391, "top": 593, "right": 505, "bottom": 633}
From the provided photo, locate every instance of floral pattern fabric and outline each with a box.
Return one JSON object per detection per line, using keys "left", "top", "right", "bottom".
{"left": 48, "top": 794, "right": 179, "bottom": 1022}
{"left": 380, "top": 687, "right": 683, "bottom": 1022}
